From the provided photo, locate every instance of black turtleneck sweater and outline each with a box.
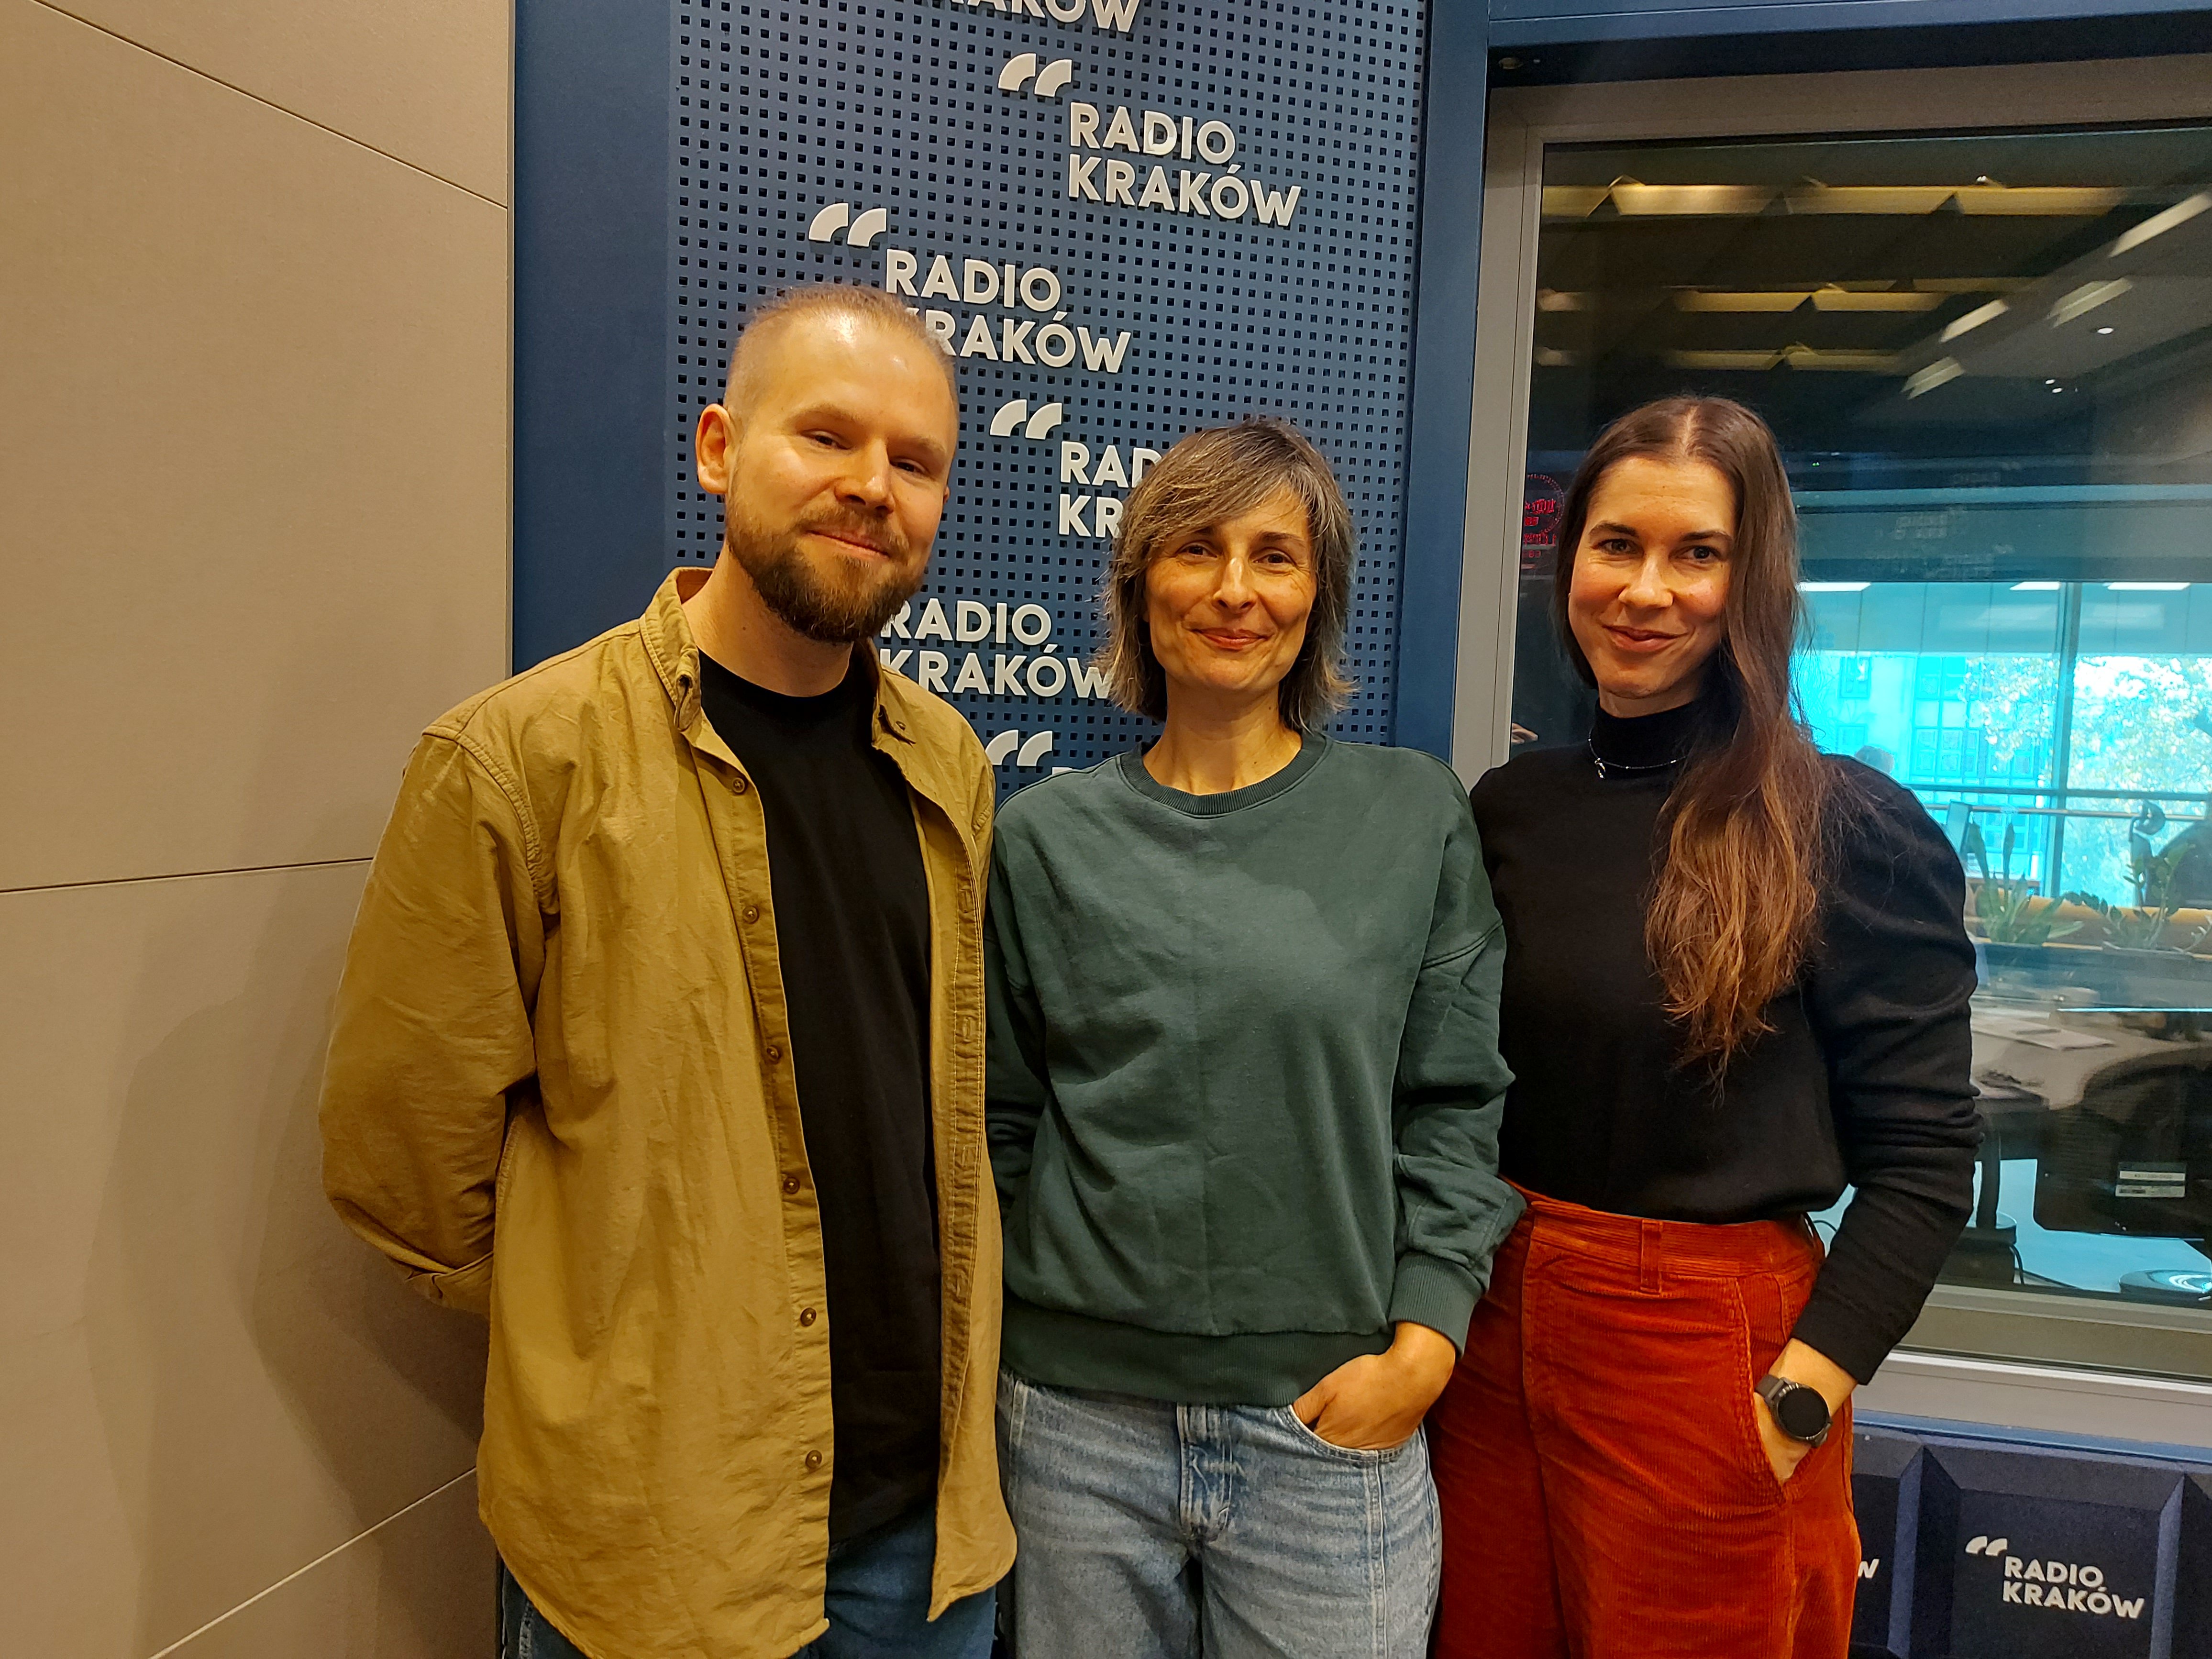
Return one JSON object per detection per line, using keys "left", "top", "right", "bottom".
{"left": 1469, "top": 699, "right": 1981, "bottom": 1383}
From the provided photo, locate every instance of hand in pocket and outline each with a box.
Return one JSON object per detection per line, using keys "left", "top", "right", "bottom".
{"left": 1292, "top": 1323, "right": 1457, "bottom": 1450}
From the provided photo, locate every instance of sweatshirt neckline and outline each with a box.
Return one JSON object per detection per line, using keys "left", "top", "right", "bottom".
{"left": 1117, "top": 731, "right": 1329, "bottom": 817}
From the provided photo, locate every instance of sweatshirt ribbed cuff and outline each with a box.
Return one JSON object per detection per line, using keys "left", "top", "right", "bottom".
{"left": 1387, "top": 1252, "right": 1481, "bottom": 1354}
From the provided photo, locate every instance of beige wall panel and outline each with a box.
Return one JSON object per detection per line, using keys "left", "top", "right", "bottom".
{"left": 34, "top": 0, "right": 509, "bottom": 204}
{"left": 0, "top": 865, "right": 487, "bottom": 1658}
{"left": 0, "top": 1328, "right": 140, "bottom": 1657}
{"left": 174, "top": 1474, "right": 493, "bottom": 1659}
{"left": 0, "top": 0, "right": 510, "bottom": 894}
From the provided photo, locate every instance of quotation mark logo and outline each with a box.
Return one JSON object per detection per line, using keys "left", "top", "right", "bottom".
{"left": 807, "top": 202, "right": 890, "bottom": 246}
{"left": 989, "top": 398, "right": 1065, "bottom": 440}
{"left": 984, "top": 729, "right": 1058, "bottom": 768}
{"left": 998, "top": 53, "right": 1074, "bottom": 98}
{"left": 1966, "top": 1537, "right": 2012, "bottom": 1557}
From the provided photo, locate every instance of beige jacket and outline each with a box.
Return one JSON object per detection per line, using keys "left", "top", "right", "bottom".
{"left": 320, "top": 568, "right": 1012, "bottom": 1659}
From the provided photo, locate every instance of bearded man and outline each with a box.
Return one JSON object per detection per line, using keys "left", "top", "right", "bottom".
{"left": 319, "top": 285, "right": 1010, "bottom": 1659}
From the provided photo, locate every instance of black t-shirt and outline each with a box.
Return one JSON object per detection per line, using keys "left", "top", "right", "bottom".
{"left": 698, "top": 651, "right": 941, "bottom": 1542}
{"left": 1470, "top": 697, "right": 1982, "bottom": 1385}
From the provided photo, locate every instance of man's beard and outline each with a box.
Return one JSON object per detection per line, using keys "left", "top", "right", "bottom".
{"left": 723, "top": 502, "right": 927, "bottom": 644}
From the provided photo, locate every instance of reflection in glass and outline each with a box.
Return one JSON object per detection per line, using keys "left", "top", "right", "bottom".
{"left": 1514, "top": 124, "right": 2212, "bottom": 1350}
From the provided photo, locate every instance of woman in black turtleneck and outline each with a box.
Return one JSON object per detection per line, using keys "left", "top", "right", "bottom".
{"left": 1428, "top": 397, "right": 1980, "bottom": 1659}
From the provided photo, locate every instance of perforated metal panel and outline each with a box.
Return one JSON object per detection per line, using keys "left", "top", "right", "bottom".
{"left": 664, "top": 0, "right": 1427, "bottom": 786}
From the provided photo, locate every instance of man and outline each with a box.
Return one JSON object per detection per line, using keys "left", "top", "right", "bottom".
{"left": 320, "top": 284, "right": 1010, "bottom": 1659}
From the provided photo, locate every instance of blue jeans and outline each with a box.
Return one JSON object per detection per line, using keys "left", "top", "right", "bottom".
{"left": 497, "top": 1504, "right": 996, "bottom": 1659}
{"left": 996, "top": 1370, "right": 1440, "bottom": 1659}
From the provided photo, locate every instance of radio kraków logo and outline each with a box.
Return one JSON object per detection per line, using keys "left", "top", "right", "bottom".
{"left": 1964, "top": 1536, "right": 2145, "bottom": 1619}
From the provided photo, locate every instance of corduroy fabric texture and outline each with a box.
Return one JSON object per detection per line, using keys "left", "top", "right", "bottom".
{"left": 1429, "top": 1190, "right": 1859, "bottom": 1659}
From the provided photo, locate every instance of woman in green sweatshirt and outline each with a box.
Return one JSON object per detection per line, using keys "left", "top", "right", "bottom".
{"left": 984, "top": 418, "right": 1523, "bottom": 1658}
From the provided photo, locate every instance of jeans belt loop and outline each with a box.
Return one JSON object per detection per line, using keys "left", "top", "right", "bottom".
{"left": 1638, "top": 1218, "right": 1664, "bottom": 1294}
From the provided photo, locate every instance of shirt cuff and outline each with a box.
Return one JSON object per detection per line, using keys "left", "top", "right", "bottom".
{"left": 1387, "top": 1252, "right": 1482, "bottom": 1354}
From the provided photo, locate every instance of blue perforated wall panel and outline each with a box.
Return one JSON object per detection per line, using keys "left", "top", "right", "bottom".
{"left": 662, "top": 0, "right": 1427, "bottom": 787}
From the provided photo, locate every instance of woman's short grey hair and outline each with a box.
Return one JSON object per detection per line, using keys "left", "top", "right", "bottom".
{"left": 1098, "top": 417, "right": 1356, "bottom": 730}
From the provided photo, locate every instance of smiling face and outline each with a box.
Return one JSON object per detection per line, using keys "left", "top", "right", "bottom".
{"left": 1566, "top": 453, "right": 1737, "bottom": 717}
{"left": 699, "top": 308, "right": 957, "bottom": 642}
{"left": 1143, "top": 485, "right": 1316, "bottom": 720}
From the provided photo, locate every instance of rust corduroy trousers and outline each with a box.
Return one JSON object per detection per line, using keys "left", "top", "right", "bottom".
{"left": 1428, "top": 1190, "right": 1859, "bottom": 1659}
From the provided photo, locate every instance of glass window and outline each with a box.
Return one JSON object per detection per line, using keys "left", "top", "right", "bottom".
{"left": 1510, "top": 125, "right": 2212, "bottom": 1372}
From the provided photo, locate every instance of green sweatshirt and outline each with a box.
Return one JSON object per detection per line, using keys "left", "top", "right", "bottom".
{"left": 984, "top": 734, "right": 1523, "bottom": 1405}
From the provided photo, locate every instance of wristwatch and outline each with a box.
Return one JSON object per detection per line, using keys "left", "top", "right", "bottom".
{"left": 1755, "top": 1375, "right": 1832, "bottom": 1448}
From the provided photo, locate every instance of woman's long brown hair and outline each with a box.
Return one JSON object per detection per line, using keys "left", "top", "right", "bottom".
{"left": 1550, "top": 397, "right": 1834, "bottom": 1064}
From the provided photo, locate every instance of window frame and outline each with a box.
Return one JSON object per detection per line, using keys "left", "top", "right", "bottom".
{"left": 1453, "top": 50, "right": 2212, "bottom": 1446}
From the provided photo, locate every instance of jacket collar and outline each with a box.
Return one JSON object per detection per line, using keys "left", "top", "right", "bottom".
{"left": 640, "top": 566, "right": 922, "bottom": 764}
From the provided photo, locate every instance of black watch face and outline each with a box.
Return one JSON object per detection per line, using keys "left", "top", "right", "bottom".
{"left": 1774, "top": 1383, "right": 1830, "bottom": 1441}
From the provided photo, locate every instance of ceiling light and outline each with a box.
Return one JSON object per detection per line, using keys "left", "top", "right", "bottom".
{"left": 2012, "top": 581, "right": 2062, "bottom": 591}
{"left": 2107, "top": 582, "right": 2189, "bottom": 591}
{"left": 1913, "top": 278, "right": 2035, "bottom": 294}
{"left": 1612, "top": 182, "right": 1774, "bottom": 216}
{"left": 1812, "top": 288, "right": 1944, "bottom": 312}
{"left": 2051, "top": 278, "right": 2134, "bottom": 326}
{"left": 1545, "top": 183, "right": 2134, "bottom": 222}
{"left": 1664, "top": 349, "right": 1783, "bottom": 371}
{"left": 1784, "top": 183, "right": 2119, "bottom": 216}
{"left": 1782, "top": 345, "right": 1902, "bottom": 372}
{"left": 1941, "top": 299, "right": 2010, "bottom": 341}
{"left": 1787, "top": 185, "right": 1958, "bottom": 215}
{"left": 1672, "top": 290, "right": 1812, "bottom": 313}
{"left": 1540, "top": 186, "right": 1612, "bottom": 220}
{"left": 1956, "top": 186, "right": 2128, "bottom": 216}
{"left": 2098, "top": 326, "right": 2115, "bottom": 335}
{"left": 1904, "top": 358, "right": 1965, "bottom": 398}
{"left": 1800, "top": 582, "right": 1870, "bottom": 593}
{"left": 2111, "top": 191, "right": 2212, "bottom": 256}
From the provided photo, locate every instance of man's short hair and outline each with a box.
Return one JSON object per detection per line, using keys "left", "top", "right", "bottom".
{"left": 1099, "top": 417, "right": 1356, "bottom": 732}
{"left": 723, "top": 283, "right": 957, "bottom": 410}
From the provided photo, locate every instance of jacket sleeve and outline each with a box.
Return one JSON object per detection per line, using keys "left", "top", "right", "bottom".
{"left": 983, "top": 832, "right": 1054, "bottom": 1214}
{"left": 1389, "top": 798, "right": 1526, "bottom": 1351}
{"left": 318, "top": 729, "right": 545, "bottom": 1316}
{"left": 1794, "top": 772, "right": 1982, "bottom": 1383}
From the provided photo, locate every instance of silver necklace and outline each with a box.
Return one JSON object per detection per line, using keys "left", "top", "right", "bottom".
{"left": 1586, "top": 741, "right": 1682, "bottom": 781}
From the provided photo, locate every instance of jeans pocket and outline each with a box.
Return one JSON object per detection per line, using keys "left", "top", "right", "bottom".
{"left": 1279, "top": 1405, "right": 1409, "bottom": 1461}
{"left": 995, "top": 1370, "right": 1029, "bottom": 1517}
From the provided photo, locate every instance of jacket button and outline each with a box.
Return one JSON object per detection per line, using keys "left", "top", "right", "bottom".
{"left": 799, "top": 1306, "right": 818, "bottom": 1327}
{"left": 742, "top": 904, "right": 762, "bottom": 924}
{"left": 781, "top": 1174, "right": 801, "bottom": 1195}
{"left": 764, "top": 1044, "right": 783, "bottom": 1064}
{"left": 804, "top": 1449, "right": 823, "bottom": 1471}
{"left": 732, "top": 775, "right": 750, "bottom": 794}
